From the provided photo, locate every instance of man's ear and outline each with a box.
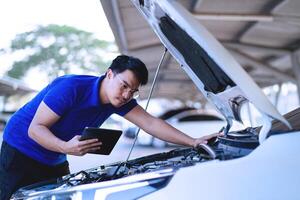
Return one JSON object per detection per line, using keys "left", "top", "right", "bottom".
{"left": 106, "top": 69, "right": 114, "bottom": 79}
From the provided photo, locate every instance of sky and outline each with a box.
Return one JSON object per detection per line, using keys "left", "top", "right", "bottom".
{"left": 0, "top": 0, "right": 115, "bottom": 89}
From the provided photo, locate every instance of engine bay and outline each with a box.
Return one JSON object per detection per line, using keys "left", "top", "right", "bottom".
{"left": 15, "top": 127, "right": 259, "bottom": 197}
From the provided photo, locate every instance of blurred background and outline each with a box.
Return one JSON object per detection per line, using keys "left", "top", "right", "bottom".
{"left": 1, "top": 0, "right": 300, "bottom": 173}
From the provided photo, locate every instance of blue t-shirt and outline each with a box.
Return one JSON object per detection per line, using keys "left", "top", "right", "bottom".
{"left": 3, "top": 75, "right": 137, "bottom": 166}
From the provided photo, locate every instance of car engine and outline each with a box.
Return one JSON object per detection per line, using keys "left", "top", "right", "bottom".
{"left": 14, "top": 127, "right": 259, "bottom": 197}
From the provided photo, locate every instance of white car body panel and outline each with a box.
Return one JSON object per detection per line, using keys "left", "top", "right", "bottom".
{"left": 141, "top": 132, "right": 300, "bottom": 200}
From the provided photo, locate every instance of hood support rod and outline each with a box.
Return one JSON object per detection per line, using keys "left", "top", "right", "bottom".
{"left": 113, "top": 47, "right": 169, "bottom": 177}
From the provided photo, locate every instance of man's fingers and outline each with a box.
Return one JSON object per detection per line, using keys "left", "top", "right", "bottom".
{"left": 80, "top": 139, "right": 101, "bottom": 146}
{"left": 78, "top": 145, "right": 100, "bottom": 156}
{"left": 81, "top": 142, "right": 101, "bottom": 151}
{"left": 79, "top": 142, "right": 101, "bottom": 152}
{"left": 202, "top": 133, "right": 219, "bottom": 140}
{"left": 79, "top": 146, "right": 101, "bottom": 155}
{"left": 88, "top": 146, "right": 101, "bottom": 152}
{"left": 86, "top": 142, "right": 102, "bottom": 148}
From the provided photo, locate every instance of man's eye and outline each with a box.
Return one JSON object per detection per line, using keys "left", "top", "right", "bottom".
{"left": 130, "top": 91, "right": 135, "bottom": 95}
{"left": 121, "top": 84, "right": 127, "bottom": 89}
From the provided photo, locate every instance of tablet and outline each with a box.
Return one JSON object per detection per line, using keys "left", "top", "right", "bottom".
{"left": 79, "top": 127, "right": 122, "bottom": 155}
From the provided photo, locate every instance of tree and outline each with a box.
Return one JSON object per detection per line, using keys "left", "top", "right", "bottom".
{"left": 4, "top": 24, "right": 114, "bottom": 80}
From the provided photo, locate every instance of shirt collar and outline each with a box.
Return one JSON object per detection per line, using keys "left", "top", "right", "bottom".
{"left": 91, "top": 74, "right": 106, "bottom": 107}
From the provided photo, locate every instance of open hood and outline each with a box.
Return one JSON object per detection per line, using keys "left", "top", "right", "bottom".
{"left": 131, "top": 0, "right": 291, "bottom": 141}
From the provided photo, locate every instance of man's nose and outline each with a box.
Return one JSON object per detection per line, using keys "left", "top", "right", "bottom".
{"left": 122, "top": 90, "right": 132, "bottom": 100}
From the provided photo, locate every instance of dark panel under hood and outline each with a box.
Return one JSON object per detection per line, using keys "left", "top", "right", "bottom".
{"left": 159, "top": 14, "right": 236, "bottom": 94}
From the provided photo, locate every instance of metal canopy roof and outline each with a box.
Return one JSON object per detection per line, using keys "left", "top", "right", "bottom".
{"left": 100, "top": 0, "right": 300, "bottom": 102}
{"left": 0, "top": 76, "right": 35, "bottom": 96}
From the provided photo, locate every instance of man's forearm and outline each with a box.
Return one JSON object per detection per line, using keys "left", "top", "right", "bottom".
{"left": 125, "top": 105, "right": 195, "bottom": 146}
{"left": 28, "top": 124, "right": 66, "bottom": 153}
{"left": 145, "top": 118, "right": 195, "bottom": 147}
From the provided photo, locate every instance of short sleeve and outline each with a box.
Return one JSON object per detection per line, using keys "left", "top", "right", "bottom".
{"left": 43, "top": 82, "right": 76, "bottom": 116}
{"left": 114, "top": 99, "right": 138, "bottom": 116}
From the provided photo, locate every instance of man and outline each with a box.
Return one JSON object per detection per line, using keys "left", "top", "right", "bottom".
{"left": 0, "top": 55, "right": 218, "bottom": 199}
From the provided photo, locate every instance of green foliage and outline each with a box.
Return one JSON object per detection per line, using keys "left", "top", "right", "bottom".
{"left": 6, "top": 24, "right": 114, "bottom": 80}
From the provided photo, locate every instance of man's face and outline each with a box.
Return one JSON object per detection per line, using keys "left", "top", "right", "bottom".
{"left": 107, "top": 69, "right": 140, "bottom": 107}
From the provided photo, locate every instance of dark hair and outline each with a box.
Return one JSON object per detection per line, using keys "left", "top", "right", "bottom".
{"left": 109, "top": 55, "right": 148, "bottom": 85}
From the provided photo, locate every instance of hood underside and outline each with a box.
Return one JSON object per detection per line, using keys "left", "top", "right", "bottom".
{"left": 131, "top": 0, "right": 290, "bottom": 132}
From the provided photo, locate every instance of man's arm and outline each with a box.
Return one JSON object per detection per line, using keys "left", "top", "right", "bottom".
{"left": 28, "top": 101, "right": 102, "bottom": 156}
{"left": 124, "top": 105, "right": 218, "bottom": 147}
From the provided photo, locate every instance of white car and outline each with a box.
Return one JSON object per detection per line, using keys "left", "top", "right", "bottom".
{"left": 123, "top": 106, "right": 197, "bottom": 139}
{"left": 137, "top": 108, "right": 226, "bottom": 147}
{"left": 12, "top": 1, "right": 300, "bottom": 199}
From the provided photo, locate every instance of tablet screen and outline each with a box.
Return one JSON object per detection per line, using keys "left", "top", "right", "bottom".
{"left": 80, "top": 127, "right": 122, "bottom": 155}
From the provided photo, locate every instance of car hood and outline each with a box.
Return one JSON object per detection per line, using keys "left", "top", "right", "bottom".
{"left": 131, "top": 0, "right": 291, "bottom": 135}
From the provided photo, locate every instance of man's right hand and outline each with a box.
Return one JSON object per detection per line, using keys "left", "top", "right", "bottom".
{"left": 61, "top": 135, "right": 102, "bottom": 156}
